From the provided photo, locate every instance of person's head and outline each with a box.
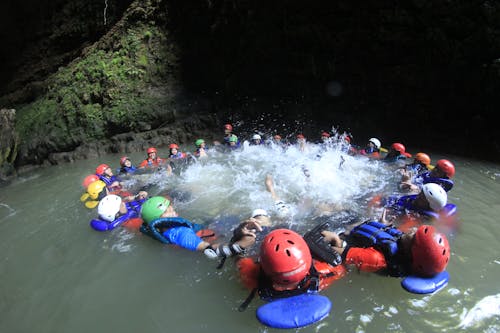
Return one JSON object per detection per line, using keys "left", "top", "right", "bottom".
{"left": 195, "top": 139, "right": 205, "bottom": 148}
{"left": 368, "top": 138, "right": 381, "bottom": 150}
{"left": 120, "top": 156, "right": 132, "bottom": 167}
{"left": 260, "top": 229, "right": 312, "bottom": 290}
{"left": 82, "top": 174, "right": 99, "bottom": 188}
{"left": 421, "top": 183, "right": 447, "bottom": 212}
{"left": 87, "top": 180, "right": 107, "bottom": 200}
{"left": 147, "top": 147, "right": 157, "bottom": 159}
{"left": 414, "top": 153, "right": 431, "bottom": 167}
{"left": 229, "top": 134, "right": 238, "bottom": 145}
{"left": 296, "top": 134, "right": 306, "bottom": 143}
{"left": 389, "top": 142, "right": 412, "bottom": 158}
{"left": 95, "top": 164, "right": 111, "bottom": 176}
{"left": 251, "top": 133, "right": 262, "bottom": 144}
{"left": 224, "top": 123, "right": 233, "bottom": 134}
{"left": 98, "top": 194, "right": 127, "bottom": 222}
{"left": 431, "top": 159, "right": 456, "bottom": 179}
{"left": 169, "top": 143, "right": 179, "bottom": 154}
{"left": 251, "top": 208, "right": 271, "bottom": 227}
{"left": 411, "top": 225, "right": 450, "bottom": 277}
{"left": 321, "top": 132, "right": 330, "bottom": 141}
{"left": 273, "top": 134, "right": 282, "bottom": 142}
{"left": 141, "top": 196, "right": 176, "bottom": 224}
{"left": 343, "top": 134, "right": 351, "bottom": 144}
{"left": 391, "top": 142, "right": 406, "bottom": 154}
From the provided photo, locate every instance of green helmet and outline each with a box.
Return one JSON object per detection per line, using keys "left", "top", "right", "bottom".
{"left": 195, "top": 139, "right": 205, "bottom": 147}
{"left": 141, "top": 196, "right": 170, "bottom": 224}
{"left": 229, "top": 134, "right": 238, "bottom": 143}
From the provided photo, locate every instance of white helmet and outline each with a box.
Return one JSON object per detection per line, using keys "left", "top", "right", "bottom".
{"left": 422, "top": 183, "right": 447, "bottom": 212}
{"left": 368, "top": 138, "right": 381, "bottom": 149}
{"left": 252, "top": 134, "right": 262, "bottom": 140}
{"left": 251, "top": 209, "right": 269, "bottom": 218}
{"left": 98, "top": 194, "right": 122, "bottom": 222}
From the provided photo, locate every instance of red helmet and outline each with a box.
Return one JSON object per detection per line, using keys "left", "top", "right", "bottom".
{"left": 119, "top": 156, "right": 130, "bottom": 166}
{"left": 147, "top": 147, "right": 157, "bottom": 154}
{"left": 321, "top": 132, "right": 330, "bottom": 138}
{"left": 297, "top": 134, "right": 305, "bottom": 139}
{"left": 82, "top": 174, "right": 99, "bottom": 188}
{"left": 169, "top": 143, "right": 179, "bottom": 150}
{"left": 95, "top": 164, "right": 110, "bottom": 175}
{"left": 391, "top": 142, "right": 406, "bottom": 153}
{"left": 411, "top": 225, "right": 450, "bottom": 277}
{"left": 224, "top": 124, "right": 233, "bottom": 131}
{"left": 435, "top": 159, "right": 455, "bottom": 178}
{"left": 343, "top": 135, "right": 351, "bottom": 143}
{"left": 260, "top": 229, "right": 312, "bottom": 288}
{"left": 414, "top": 153, "right": 431, "bottom": 166}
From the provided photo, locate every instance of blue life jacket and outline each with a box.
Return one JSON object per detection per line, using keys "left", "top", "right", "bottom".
{"left": 383, "top": 195, "right": 457, "bottom": 219}
{"left": 98, "top": 174, "right": 121, "bottom": 187}
{"left": 348, "top": 221, "right": 404, "bottom": 275}
{"left": 413, "top": 172, "right": 454, "bottom": 192}
{"left": 90, "top": 198, "right": 144, "bottom": 231}
{"left": 117, "top": 166, "right": 137, "bottom": 175}
{"left": 139, "top": 217, "right": 204, "bottom": 244}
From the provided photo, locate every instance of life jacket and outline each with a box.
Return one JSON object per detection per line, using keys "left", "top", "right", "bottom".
{"left": 169, "top": 152, "right": 186, "bottom": 159}
{"left": 384, "top": 195, "right": 457, "bottom": 219}
{"left": 412, "top": 172, "right": 454, "bottom": 192}
{"left": 237, "top": 259, "right": 346, "bottom": 311}
{"left": 90, "top": 198, "right": 144, "bottom": 231}
{"left": 139, "top": 157, "right": 165, "bottom": 168}
{"left": 405, "top": 163, "right": 428, "bottom": 175}
{"left": 117, "top": 166, "right": 137, "bottom": 175}
{"left": 139, "top": 217, "right": 204, "bottom": 244}
{"left": 98, "top": 174, "right": 122, "bottom": 190}
{"left": 347, "top": 221, "right": 403, "bottom": 275}
{"left": 422, "top": 174, "right": 454, "bottom": 192}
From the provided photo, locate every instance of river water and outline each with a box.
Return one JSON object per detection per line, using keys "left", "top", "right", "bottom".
{"left": 1, "top": 137, "right": 499, "bottom": 333}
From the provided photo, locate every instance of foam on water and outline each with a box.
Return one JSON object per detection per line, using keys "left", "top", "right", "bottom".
{"left": 130, "top": 135, "right": 394, "bottom": 234}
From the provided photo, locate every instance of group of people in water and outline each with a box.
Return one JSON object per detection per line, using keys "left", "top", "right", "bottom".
{"left": 79, "top": 122, "right": 458, "bottom": 321}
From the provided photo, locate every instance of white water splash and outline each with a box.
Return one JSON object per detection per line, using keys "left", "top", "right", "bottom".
{"left": 154, "top": 138, "right": 393, "bottom": 233}
{"left": 458, "top": 293, "right": 500, "bottom": 329}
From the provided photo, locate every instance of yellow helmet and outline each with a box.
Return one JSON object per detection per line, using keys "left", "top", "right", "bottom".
{"left": 87, "top": 180, "right": 107, "bottom": 200}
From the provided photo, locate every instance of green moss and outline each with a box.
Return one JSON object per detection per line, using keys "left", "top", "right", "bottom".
{"left": 15, "top": 5, "right": 179, "bottom": 155}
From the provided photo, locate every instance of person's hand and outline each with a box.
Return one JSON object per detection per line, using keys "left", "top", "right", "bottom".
{"left": 321, "top": 230, "right": 338, "bottom": 243}
{"left": 136, "top": 191, "right": 148, "bottom": 200}
{"left": 380, "top": 208, "right": 395, "bottom": 225}
{"left": 240, "top": 218, "right": 263, "bottom": 236}
{"left": 232, "top": 219, "right": 263, "bottom": 242}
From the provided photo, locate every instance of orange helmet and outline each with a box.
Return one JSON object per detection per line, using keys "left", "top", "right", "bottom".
{"left": 414, "top": 153, "right": 431, "bottom": 166}
{"left": 169, "top": 143, "right": 179, "bottom": 150}
{"left": 95, "top": 164, "right": 110, "bottom": 175}
{"left": 297, "top": 134, "right": 305, "bottom": 139}
{"left": 147, "top": 147, "right": 157, "bottom": 154}
{"left": 321, "top": 132, "right": 330, "bottom": 138}
{"left": 435, "top": 159, "right": 455, "bottom": 178}
{"left": 260, "top": 229, "right": 312, "bottom": 289}
{"left": 224, "top": 124, "right": 233, "bottom": 131}
{"left": 82, "top": 174, "right": 99, "bottom": 188}
{"left": 411, "top": 225, "right": 450, "bottom": 277}
{"left": 391, "top": 142, "right": 406, "bottom": 153}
